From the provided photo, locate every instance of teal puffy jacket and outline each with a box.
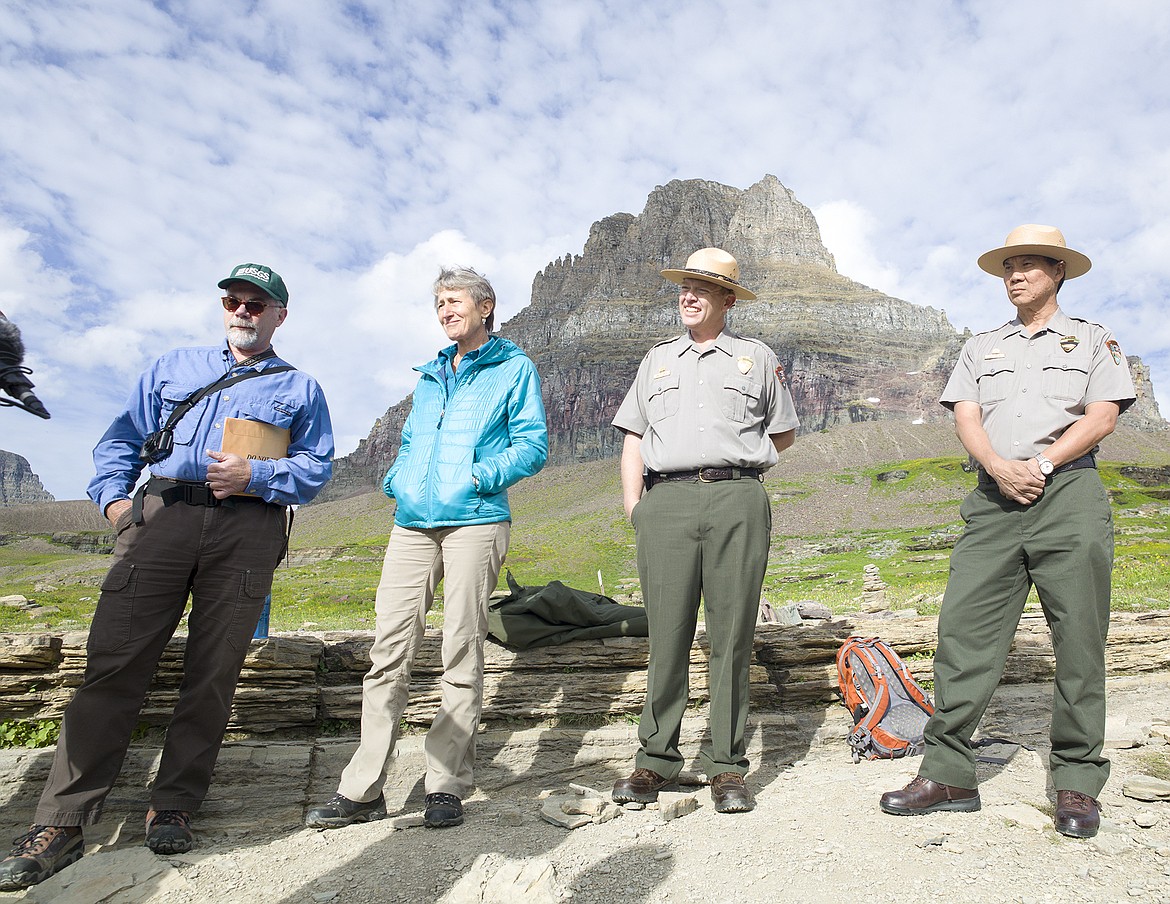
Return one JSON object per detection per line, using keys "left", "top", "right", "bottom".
{"left": 383, "top": 337, "right": 548, "bottom": 528}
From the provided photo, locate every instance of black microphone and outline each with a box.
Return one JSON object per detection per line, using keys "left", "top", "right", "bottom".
{"left": 0, "top": 312, "right": 51, "bottom": 419}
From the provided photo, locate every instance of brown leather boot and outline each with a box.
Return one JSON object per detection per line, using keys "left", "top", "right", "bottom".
{"left": 710, "top": 773, "right": 756, "bottom": 814}
{"left": 612, "top": 768, "right": 675, "bottom": 803}
{"left": 1054, "top": 790, "right": 1100, "bottom": 838}
{"left": 879, "top": 776, "right": 980, "bottom": 815}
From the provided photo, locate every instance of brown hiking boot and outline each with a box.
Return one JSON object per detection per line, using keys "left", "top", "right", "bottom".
{"left": 145, "top": 809, "right": 194, "bottom": 854}
{"left": 0, "top": 825, "right": 83, "bottom": 890}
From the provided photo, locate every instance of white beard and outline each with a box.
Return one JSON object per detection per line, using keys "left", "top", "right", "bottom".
{"left": 227, "top": 324, "right": 263, "bottom": 353}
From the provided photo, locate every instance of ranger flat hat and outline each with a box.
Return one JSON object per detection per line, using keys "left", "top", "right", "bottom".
{"left": 977, "top": 225, "right": 1091, "bottom": 279}
{"left": 661, "top": 248, "right": 757, "bottom": 300}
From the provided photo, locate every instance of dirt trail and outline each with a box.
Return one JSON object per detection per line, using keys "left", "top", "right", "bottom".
{"left": 2, "top": 676, "right": 1168, "bottom": 903}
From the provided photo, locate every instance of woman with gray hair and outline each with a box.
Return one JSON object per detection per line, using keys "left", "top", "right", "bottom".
{"left": 307, "top": 267, "right": 548, "bottom": 829}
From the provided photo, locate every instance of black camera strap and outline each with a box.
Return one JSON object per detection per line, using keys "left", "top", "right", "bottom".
{"left": 140, "top": 349, "right": 296, "bottom": 464}
{"left": 161, "top": 356, "right": 295, "bottom": 435}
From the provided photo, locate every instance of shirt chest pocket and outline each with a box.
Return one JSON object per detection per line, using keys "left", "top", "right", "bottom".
{"left": 646, "top": 374, "right": 681, "bottom": 423}
{"left": 233, "top": 396, "right": 297, "bottom": 431}
{"left": 721, "top": 375, "right": 762, "bottom": 423}
{"left": 158, "top": 383, "right": 209, "bottom": 446}
{"left": 976, "top": 361, "right": 1015, "bottom": 404}
{"left": 1042, "top": 353, "right": 1091, "bottom": 402}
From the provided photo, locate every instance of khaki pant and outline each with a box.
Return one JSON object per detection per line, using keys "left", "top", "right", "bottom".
{"left": 338, "top": 521, "right": 510, "bottom": 802}
{"left": 36, "top": 494, "right": 286, "bottom": 825}
{"left": 921, "top": 469, "right": 1114, "bottom": 796}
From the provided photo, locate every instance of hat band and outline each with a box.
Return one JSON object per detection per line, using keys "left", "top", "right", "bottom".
{"left": 683, "top": 267, "right": 744, "bottom": 287}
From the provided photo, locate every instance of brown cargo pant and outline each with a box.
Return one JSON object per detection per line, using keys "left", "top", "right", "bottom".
{"left": 35, "top": 492, "right": 286, "bottom": 825}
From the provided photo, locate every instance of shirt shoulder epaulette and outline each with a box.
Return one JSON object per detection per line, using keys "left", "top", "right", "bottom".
{"left": 973, "top": 320, "right": 1016, "bottom": 338}
{"left": 726, "top": 333, "right": 773, "bottom": 352}
{"left": 1064, "top": 314, "right": 1109, "bottom": 330}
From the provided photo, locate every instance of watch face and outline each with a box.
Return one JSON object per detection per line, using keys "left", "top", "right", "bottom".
{"left": 1039, "top": 458, "right": 1054, "bottom": 475}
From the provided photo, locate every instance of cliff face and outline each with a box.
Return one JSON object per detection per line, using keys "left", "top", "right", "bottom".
{"left": 1124, "top": 357, "right": 1166, "bottom": 433}
{"left": 0, "top": 450, "right": 54, "bottom": 505}
{"left": 318, "top": 175, "right": 1165, "bottom": 502}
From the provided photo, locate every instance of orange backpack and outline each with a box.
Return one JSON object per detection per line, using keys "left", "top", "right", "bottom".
{"left": 836, "top": 636, "right": 935, "bottom": 762}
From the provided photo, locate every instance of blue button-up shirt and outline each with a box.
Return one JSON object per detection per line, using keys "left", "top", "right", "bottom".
{"left": 88, "top": 342, "right": 334, "bottom": 513}
{"left": 435, "top": 342, "right": 487, "bottom": 397}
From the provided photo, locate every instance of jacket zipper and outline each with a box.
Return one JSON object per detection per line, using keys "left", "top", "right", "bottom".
{"left": 420, "top": 343, "right": 498, "bottom": 522}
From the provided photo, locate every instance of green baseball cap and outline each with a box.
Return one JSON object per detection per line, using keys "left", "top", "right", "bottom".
{"left": 218, "top": 263, "right": 289, "bottom": 306}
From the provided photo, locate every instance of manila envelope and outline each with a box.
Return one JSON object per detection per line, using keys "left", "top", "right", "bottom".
{"left": 222, "top": 418, "right": 291, "bottom": 497}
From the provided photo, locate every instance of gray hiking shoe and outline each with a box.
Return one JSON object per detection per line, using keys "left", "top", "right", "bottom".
{"left": 305, "top": 793, "right": 387, "bottom": 829}
{"left": 424, "top": 793, "right": 464, "bottom": 828}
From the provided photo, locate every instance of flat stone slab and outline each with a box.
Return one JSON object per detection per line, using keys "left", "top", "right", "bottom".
{"left": 0, "top": 741, "right": 312, "bottom": 849}
{"left": 1122, "top": 774, "right": 1170, "bottom": 801}
{"left": 24, "top": 845, "right": 187, "bottom": 904}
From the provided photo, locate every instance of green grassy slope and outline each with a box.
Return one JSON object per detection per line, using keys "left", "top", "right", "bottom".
{"left": 2, "top": 423, "right": 1168, "bottom": 632}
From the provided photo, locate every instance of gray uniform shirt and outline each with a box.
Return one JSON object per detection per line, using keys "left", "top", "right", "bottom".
{"left": 940, "top": 307, "right": 1136, "bottom": 460}
{"left": 612, "top": 331, "right": 799, "bottom": 472}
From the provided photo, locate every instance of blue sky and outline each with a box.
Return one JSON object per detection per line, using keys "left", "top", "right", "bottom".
{"left": 2, "top": 0, "right": 1168, "bottom": 500}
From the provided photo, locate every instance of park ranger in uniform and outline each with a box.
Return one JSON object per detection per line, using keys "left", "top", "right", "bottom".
{"left": 880, "top": 225, "right": 1136, "bottom": 838}
{"left": 610, "top": 247, "right": 798, "bottom": 814}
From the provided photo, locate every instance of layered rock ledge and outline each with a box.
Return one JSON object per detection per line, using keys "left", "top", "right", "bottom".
{"left": 2, "top": 610, "right": 1167, "bottom": 736}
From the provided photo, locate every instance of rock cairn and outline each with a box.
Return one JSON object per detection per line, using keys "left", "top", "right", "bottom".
{"left": 861, "top": 564, "right": 888, "bottom": 612}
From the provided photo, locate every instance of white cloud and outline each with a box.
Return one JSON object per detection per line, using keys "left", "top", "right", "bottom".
{"left": 813, "top": 200, "right": 903, "bottom": 298}
{"left": 2, "top": 0, "right": 1169, "bottom": 497}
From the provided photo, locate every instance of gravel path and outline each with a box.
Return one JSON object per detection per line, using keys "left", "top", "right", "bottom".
{"left": 6, "top": 676, "right": 1169, "bottom": 904}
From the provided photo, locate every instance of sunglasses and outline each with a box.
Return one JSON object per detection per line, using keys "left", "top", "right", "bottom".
{"left": 221, "top": 295, "right": 276, "bottom": 316}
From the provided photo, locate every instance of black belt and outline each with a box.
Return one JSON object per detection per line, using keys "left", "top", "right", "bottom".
{"left": 132, "top": 476, "right": 276, "bottom": 523}
{"left": 146, "top": 476, "right": 226, "bottom": 507}
{"left": 130, "top": 476, "right": 293, "bottom": 563}
{"left": 646, "top": 467, "right": 762, "bottom": 489}
{"left": 977, "top": 453, "right": 1096, "bottom": 488}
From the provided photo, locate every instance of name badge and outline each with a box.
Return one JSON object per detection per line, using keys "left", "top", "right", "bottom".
{"left": 983, "top": 349, "right": 1006, "bottom": 360}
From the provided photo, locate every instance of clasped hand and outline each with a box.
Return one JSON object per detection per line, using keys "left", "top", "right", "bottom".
{"left": 992, "top": 459, "right": 1046, "bottom": 505}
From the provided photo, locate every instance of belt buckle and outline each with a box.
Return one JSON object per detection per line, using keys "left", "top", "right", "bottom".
{"left": 183, "top": 484, "right": 218, "bottom": 506}
{"left": 698, "top": 468, "right": 713, "bottom": 483}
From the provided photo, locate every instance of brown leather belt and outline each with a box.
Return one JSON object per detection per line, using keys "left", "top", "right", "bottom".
{"left": 647, "top": 467, "right": 762, "bottom": 489}
{"left": 977, "top": 453, "right": 1096, "bottom": 488}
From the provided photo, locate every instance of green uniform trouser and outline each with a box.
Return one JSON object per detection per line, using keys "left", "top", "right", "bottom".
{"left": 631, "top": 478, "right": 771, "bottom": 779}
{"left": 921, "top": 469, "right": 1114, "bottom": 797}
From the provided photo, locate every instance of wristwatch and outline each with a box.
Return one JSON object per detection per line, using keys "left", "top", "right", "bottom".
{"left": 1035, "top": 454, "right": 1055, "bottom": 476}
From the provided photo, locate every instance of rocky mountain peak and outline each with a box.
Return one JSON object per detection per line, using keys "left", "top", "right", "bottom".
{"left": 0, "top": 450, "right": 54, "bottom": 506}
{"left": 316, "top": 176, "right": 1164, "bottom": 503}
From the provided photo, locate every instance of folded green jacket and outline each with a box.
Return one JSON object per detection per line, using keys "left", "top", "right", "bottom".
{"left": 486, "top": 571, "right": 649, "bottom": 650}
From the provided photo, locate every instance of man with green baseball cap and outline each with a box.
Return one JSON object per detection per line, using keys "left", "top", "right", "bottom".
{"left": 0, "top": 262, "right": 332, "bottom": 892}
{"left": 218, "top": 263, "right": 290, "bottom": 306}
